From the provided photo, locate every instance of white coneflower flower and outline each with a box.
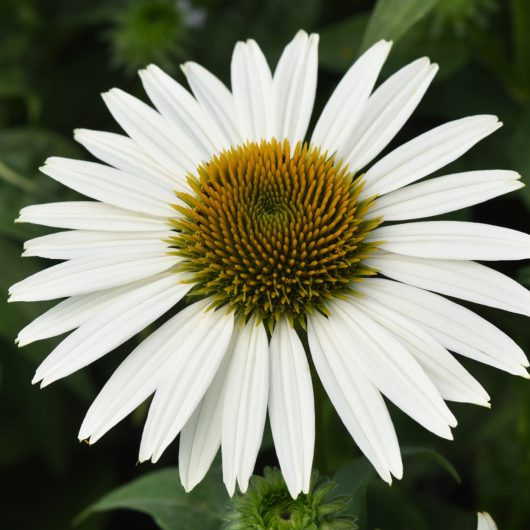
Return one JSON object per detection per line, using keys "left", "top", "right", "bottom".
{"left": 477, "top": 512, "right": 498, "bottom": 530}
{"left": 9, "top": 30, "right": 530, "bottom": 498}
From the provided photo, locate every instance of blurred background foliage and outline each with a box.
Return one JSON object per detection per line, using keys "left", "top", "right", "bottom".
{"left": 1, "top": 0, "right": 530, "bottom": 528}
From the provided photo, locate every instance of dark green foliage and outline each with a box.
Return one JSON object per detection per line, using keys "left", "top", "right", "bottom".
{"left": 78, "top": 466, "right": 228, "bottom": 529}
{"left": 1, "top": 0, "right": 530, "bottom": 529}
{"left": 109, "top": 0, "right": 186, "bottom": 74}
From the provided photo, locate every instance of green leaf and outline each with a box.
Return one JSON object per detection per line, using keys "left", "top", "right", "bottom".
{"left": 382, "top": 25, "right": 470, "bottom": 82}
{"left": 332, "top": 447, "right": 459, "bottom": 530}
{"left": 510, "top": 103, "right": 530, "bottom": 210}
{"left": 401, "top": 447, "right": 461, "bottom": 484}
{"left": 318, "top": 14, "right": 370, "bottom": 73}
{"left": 0, "top": 127, "right": 83, "bottom": 239}
{"left": 0, "top": 70, "right": 40, "bottom": 123}
{"left": 332, "top": 457, "right": 375, "bottom": 530}
{"left": 77, "top": 466, "right": 228, "bottom": 530}
{"left": 361, "top": 0, "right": 439, "bottom": 52}
{"left": 512, "top": 0, "right": 530, "bottom": 101}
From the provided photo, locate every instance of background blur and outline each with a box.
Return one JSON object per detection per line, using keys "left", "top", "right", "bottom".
{"left": 1, "top": 0, "right": 530, "bottom": 529}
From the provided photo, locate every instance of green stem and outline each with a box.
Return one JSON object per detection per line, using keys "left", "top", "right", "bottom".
{"left": 0, "top": 160, "right": 34, "bottom": 192}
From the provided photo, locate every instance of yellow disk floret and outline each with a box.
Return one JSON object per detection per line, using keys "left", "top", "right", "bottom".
{"left": 170, "top": 139, "right": 381, "bottom": 330}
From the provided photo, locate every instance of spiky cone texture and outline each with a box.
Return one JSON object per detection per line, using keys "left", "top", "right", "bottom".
{"left": 223, "top": 467, "right": 356, "bottom": 530}
{"left": 9, "top": 30, "right": 530, "bottom": 498}
{"left": 171, "top": 139, "right": 380, "bottom": 331}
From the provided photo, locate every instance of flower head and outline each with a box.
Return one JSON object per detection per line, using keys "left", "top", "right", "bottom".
{"left": 171, "top": 138, "right": 380, "bottom": 330}
{"left": 10, "top": 30, "right": 530, "bottom": 498}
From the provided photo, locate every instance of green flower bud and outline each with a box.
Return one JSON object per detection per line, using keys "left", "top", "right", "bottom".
{"left": 223, "top": 467, "right": 357, "bottom": 530}
{"left": 110, "top": 0, "right": 185, "bottom": 73}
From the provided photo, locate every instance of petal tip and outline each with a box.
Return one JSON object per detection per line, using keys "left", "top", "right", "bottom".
{"left": 224, "top": 479, "right": 236, "bottom": 498}
{"left": 16, "top": 337, "right": 29, "bottom": 348}
{"left": 309, "top": 33, "right": 320, "bottom": 45}
{"left": 392, "top": 468, "right": 404, "bottom": 481}
{"left": 137, "top": 452, "right": 150, "bottom": 464}
{"left": 77, "top": 427, "right": 90, "bottom": 442}
{"left": 39, "top": 378, "right": 52, "bottom": 389}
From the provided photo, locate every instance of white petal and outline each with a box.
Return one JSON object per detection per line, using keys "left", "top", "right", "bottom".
{"left": 32, "top": 273, "right": 190, "bottom": 386}
{"left": 9, "top": 253, "right": 178, "bottom": 301}
{"left": 74, "top": 128, "right": 175, "bottom": 186}
{"left": 367, "top": 252, "right": 530, "bottom": 317}
{"left": 181, "top": 61, "right": 241, "bottom": 147}
{"left": 359, "top": 278, "right": 529, "bottom": 376}
{"left": 350, "top": 295, "right": 490, "bottom": 406}
{"left": 139, "top": 305, "right": 234, "bottom": 463}
{"left": 269, "top": 318, "right": 314, "bottom": 497}
{"left": 16, "top": 278, "right": 161, "bottom": 346}
{"left": 178, "top": 331, "right": 235, "bottom": 492}
{"left": 79, "top": 299, "right": 211, "bottom": 443}
{"left": 369, "top": 170, "right": 523, "bottom": 221}
{"left": 312, "top": 40, "right": 392, "bottom": 155}
{"left": 344, "top": 58, "right": 438, "bottom": 173}
{"left": 363, "top": 115, "right": 502, "bottom": 197}
{"left": 16, "top": 201, "right": 169, "bottom": 231}
{"left": 23, "top": 230, "right": 172, "bottom": 260}
{"left": 329, "top": 300, "right": 457, "bottom": 438}
{"left": 102, "top": 88, "right": 199, "bottom": 178}
{"left": 477, "top": 513, "right": 498, "bottom": 530}
{"left": 307, "top": 312, "right": 402, "bottom": 482}
{"left": 41, "top": 157, "right": 176, "bottom": 218}
{"left": 369, "top": 221, "right": 530, "bottom": 261}
{"left": 231, "top": 39, "right": 273, "bottom": 141}
{"left": 222, "top": 317, "right": 269, "bottom": 495}
{"left": 140, "top": 64, "right": 226, "bottom": 154}
{"left": 272, "top": 31, "right": 319, "bottom": 146}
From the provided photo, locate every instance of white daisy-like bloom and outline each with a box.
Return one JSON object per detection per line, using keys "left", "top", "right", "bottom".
{"left": 477, "top": 512, "right": 498, "bottom": 530}
{"left": 9, "top": 30, "right": 530, "bottom": 499}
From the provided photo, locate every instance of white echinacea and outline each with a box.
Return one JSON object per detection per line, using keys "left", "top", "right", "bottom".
{"left": 9, "top": 31, "right": 530, "bottom": 498}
